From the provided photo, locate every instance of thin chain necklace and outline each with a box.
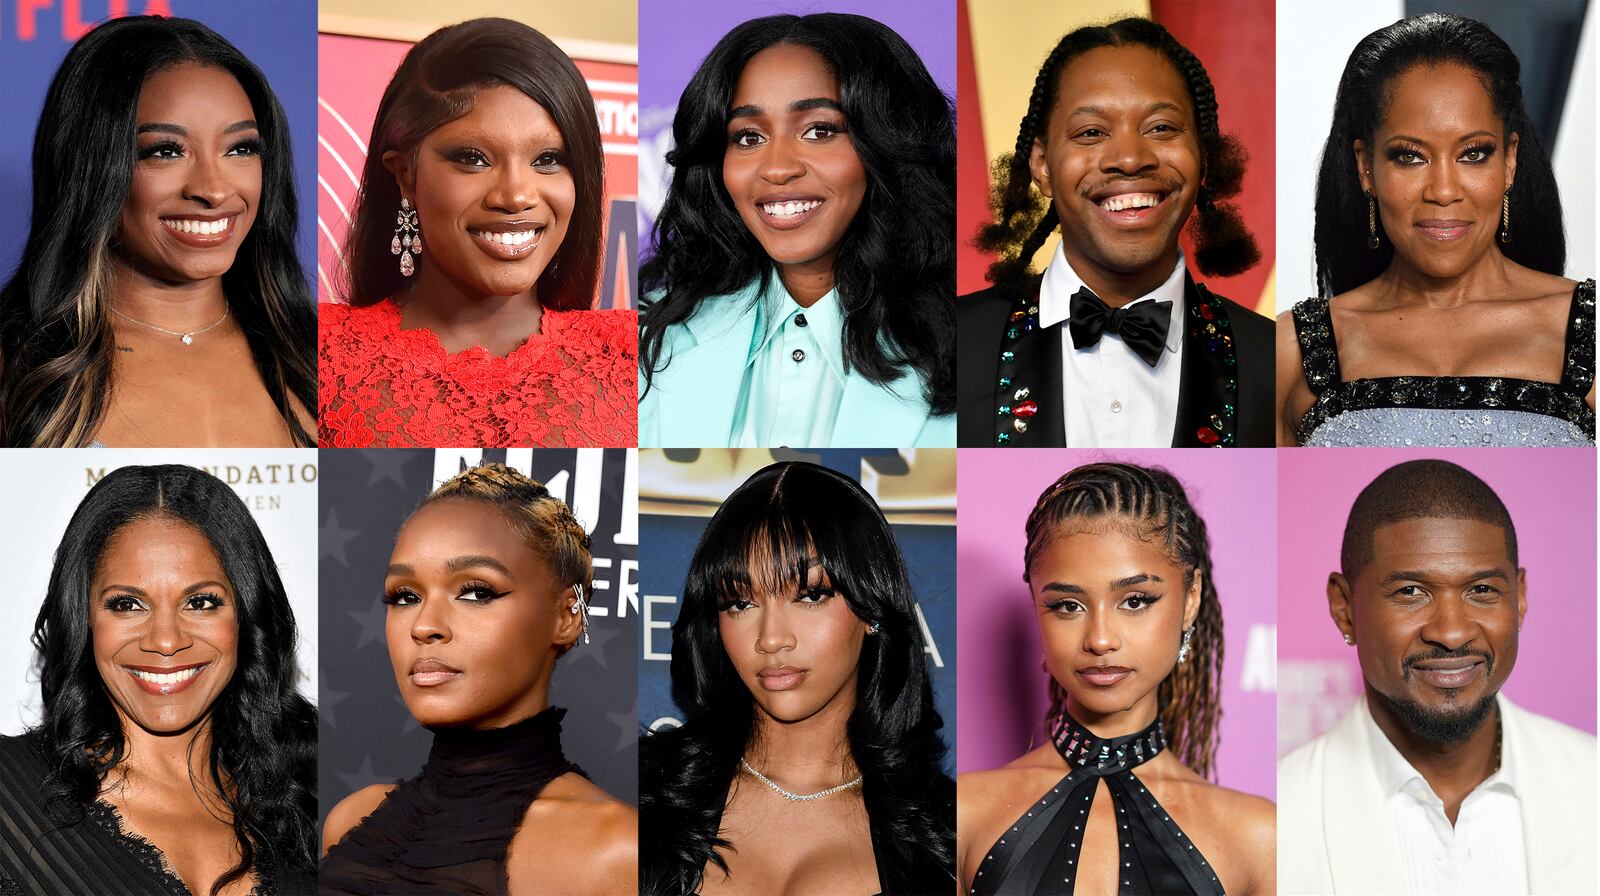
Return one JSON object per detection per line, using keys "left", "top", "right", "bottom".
{"left": 110, "top": 304, "right": 230, "bottom": 346}
{"left": 740, "top": 757, "right": 863, "bottom": 802}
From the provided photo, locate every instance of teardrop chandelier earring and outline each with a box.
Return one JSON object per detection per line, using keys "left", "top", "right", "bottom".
{"left": 392, "top": 197, "right": 422, "bottom": 277}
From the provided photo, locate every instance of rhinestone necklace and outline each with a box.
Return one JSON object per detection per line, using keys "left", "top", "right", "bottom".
{"left": 110, "top": 305, "right": 230, "bottom": 346}
{"left": 740, "top": 757, "right": 863, "bottom": 802}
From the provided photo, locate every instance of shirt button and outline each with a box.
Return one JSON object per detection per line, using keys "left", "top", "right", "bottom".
{"left": 1110, "top": 400, "right": 1123, "bottom": 413}
{"left": 795, "top": 314, "right": 808, "bottom": 327}
{"left": 792, "top": 349, "right": 806, "bottom": 363}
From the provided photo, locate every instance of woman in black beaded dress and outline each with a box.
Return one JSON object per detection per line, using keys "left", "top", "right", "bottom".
{"left": 1278, "top": 13, "right": 1594, "bottom": 447}
{"left": 318, "top": 464, "right": 635, "bottom": 895}
{"left": 0, "top": 465, "right": 317, "bottom": 896}
{"left": 956, "top": 463, "right": 1274, "bottom": 895}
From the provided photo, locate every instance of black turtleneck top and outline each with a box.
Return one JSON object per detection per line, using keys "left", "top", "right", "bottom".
{"left": 970, "top": 713, "right": 1224, "bottom": 896}
{"left": 320, "top": 706, "right": 582, "bottom": 895}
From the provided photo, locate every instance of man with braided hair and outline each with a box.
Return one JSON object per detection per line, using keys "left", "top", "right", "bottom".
{"left": 1278, "top": 459, "right": 1595, "bottom": 894}
{"left": 956, "top": 17, "right": 1273, "bottom": 448}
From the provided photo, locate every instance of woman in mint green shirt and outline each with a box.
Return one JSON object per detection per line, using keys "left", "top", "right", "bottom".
{"left": 638, "top": 13, "right": 955, "bottom": 448}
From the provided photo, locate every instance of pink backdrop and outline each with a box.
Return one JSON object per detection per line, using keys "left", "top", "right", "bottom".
{"left": 1277, "top": 448, "right": 1597, "bottom": 757}
{"left": 957, "top": 449, "right": 1278, "bottom": 801}
{"left": 316, "top": 31, "right": 638, "bottom": 309}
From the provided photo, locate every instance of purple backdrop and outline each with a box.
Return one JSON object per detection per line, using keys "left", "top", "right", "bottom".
{"left": 1277, "top": 448, "right": 1597, "bottom": 756}
{"left": 957, "top": 449, "right": 1278, "bottom": 802}
{"left": 637, "top": 0, "right": 955, "bottom": 253}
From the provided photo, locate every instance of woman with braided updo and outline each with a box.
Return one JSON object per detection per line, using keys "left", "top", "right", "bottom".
{"left": 320, "top": 463, "right": 636, "bottom": 895}
{"left": 956, "top": 16, "right": 1275, "bottom": 449}
{"left": 957, "top": 462, "right": 1274, "bottom": 895}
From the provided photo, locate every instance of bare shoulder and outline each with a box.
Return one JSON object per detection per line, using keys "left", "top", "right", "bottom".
{"left": 958, "top": 747, "right": 1068, "bottom": 829}
{"left": 322, "top": 783, "right": 395, "bottom": 855}
{"left": 510, "top": 773, "right": 637, "bottom": 895}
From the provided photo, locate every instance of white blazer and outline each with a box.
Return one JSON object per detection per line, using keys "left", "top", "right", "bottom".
{"left": 1277, "top": 694, "right": 1596, "bottom": 895}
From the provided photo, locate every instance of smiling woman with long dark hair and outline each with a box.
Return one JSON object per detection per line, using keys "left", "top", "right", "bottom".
{"left": 317, "top": 18, "right": 635, "bottom": 449}
{"left": 1277, "top": 12, "right": 1594, "bottom": 447}
{"left": 640, "top": 461, "right": 955, "bottom": 895}
{"left": 0, "top": 465, "right": 316, "bottom": 895}
{"left": 0, "top": 16, "right": 316, "bottom": 448}
{"left": 638, "top": 13, "right": 956, "bottom": 448}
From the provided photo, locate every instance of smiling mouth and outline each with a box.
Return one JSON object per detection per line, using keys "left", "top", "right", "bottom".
{"left": 160, "top": 215, "right": 237, "bottom": 246}
{"left": 755, "top": 198, "right": 824, "bottom": 231}
{"left": 122, "top": 662, "right": 210, "bottom": 695}
{"left": 1089, "top": 190, "right": 1171, "bottom": 227}
{"left": 1409, "top": 658, "right": 1486, "bottom": 689}
{"left": 468, "top": 226, "right": 543, "bottom": 259}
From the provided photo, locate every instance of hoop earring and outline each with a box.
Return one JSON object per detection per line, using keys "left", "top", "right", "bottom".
{"left": 1176, "top": 625, "right": 1195, "bottom": 664}
{"left": 1366, "top": 192, "right": 1380, "bottom": 249}
{"left": 568, "top": 583, "right": 591, "bottom": 645}
{"left": 1500, "top": 192, "right": 1511, "bottom": 244}
{"left": 392, "top": 197, "right": 422, "bottom": 277}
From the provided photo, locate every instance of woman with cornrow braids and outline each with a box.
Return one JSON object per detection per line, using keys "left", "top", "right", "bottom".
{"left": 957, "top": 462, "right": 1275, "bottom": 895}
{"left": 956, "top": 17, "right": 1275, "bottom": 450}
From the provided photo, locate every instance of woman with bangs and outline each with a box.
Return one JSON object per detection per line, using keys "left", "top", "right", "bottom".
{"left": 639, "top": 461, "right": 954, "bottom": 895}
{"left": 638, "top": 13, "right": 956, "bottom": 448}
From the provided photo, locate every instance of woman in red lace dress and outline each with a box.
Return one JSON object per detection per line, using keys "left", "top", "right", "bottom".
{"left": 318, "top": 18, "right": 636, "bottom": 448}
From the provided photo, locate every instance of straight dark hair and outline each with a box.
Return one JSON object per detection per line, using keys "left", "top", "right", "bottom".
{"left": 640, "top": 462, "right": 955, "bottom": 895}
{"left": 32, "top": 465, "right": 317, "bottom": 896}
{"left": 0, "top": 16, "right": 316, "bottom": 447}
{"left": 639, "top": 13, "right": 956, "bottom": 415}
{"left": 339, "top": 17, "right": 604, "bottom": 311}
{"left": 1314, "top": 12, "right": 1566, "bottom": 296}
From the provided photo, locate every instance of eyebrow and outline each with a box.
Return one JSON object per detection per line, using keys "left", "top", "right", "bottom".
{"left": 1040, "top": 572, "right": 1165, "bottom": 595}
{"left": 1385, "top": 130, "right": 1497, "bottom": 145}
{"left": 136, "top": 120, "right": 259, "bottom": 137}
{"left": 98, "top": 580, "right": 229, "bottom": 597}
{"left": 1378, "top": 568, "right": 1510, "bottom": 585}
{"left": 729, "top": 97, "right": 844, "bottom": 120}
{"left": 386, "top": 556, "right": 513, "bottom": 578}
{"left": 1065, "top": 102, "right": 1183, "bottom": 118}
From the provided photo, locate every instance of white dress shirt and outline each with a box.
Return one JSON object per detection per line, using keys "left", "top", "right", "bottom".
{"left": 1362, "top": 700, "right": 1529, "bottom": 895}
{"left": 1037, "top": 242, "right": 1187, "bottom": 447}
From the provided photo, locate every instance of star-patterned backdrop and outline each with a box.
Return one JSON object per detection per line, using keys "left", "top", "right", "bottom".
{"left": 318, "top": 448, "right": 639, "bottom": 833}
{"left": 639, "top": 448, "right": 958, "bottom": 772}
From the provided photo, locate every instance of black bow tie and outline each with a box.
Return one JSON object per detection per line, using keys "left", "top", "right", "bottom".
{"left": 1068, "top": 287, "right": 1172, "bottom": 368}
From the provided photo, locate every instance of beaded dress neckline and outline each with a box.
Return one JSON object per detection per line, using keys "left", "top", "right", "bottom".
{"left": 970, "top": 713, "right": 1224, "bottom": 896}
{"left": 319, "top": 706, "right": 582, "bottom": 895}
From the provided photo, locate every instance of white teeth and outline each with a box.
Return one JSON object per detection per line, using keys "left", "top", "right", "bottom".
{"left": 760, "top": 200, "right": 821, "bottom": 218}
{"left": 1099, "top": 193, "right": 1162, "bottom": 212}
{"left": 131, "top": 666, "right": 203, "bottom": 686}
{"left": 474, "top": 230, "right": 537, "bottom": 247}
{"left": 163, "top": 218, "right": 229, "bottom": 235}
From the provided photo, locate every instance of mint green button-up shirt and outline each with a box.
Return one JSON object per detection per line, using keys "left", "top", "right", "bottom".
{"left": 731, "top": 279, "right": 846, "bottom": 447}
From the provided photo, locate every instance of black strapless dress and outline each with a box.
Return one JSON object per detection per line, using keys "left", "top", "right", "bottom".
{"left": 970, "top": 714, "right": 1224, "bottom": 896}
{"left": 319, "top": 706, "right": 583, "bottom": 895}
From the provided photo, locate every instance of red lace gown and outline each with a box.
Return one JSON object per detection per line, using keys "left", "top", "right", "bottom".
{"left": 317, "top": 301, "right": 637, "bottom": 447}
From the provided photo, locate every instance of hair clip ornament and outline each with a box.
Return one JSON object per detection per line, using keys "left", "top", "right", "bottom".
{"left": 570, "top": 583, "right": 591, "bottom": 645}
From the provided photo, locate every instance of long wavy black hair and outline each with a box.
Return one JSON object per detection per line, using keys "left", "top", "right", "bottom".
{"left": 978, "top": 16, "right": 1260, "bottom": 291}
{"left": 1023, "top": 463, "right": 1225, "bottom": 780}
{"left": 32, "top": 465, "right": 316, "bottom": 895}
{"left": 0, "top": 16, "right": 316, "bottom": 447}
{"left": 640, "top": 13, "right": 956, "bottom": 415}
{"left": 340, "top": 18, "right": 604, "bottom": 310}
{"left": 639, "top": 462, "right": 954, "bottom": 895}
{"left": 1314, "top": 12, "right": 1566, "bottom": 297}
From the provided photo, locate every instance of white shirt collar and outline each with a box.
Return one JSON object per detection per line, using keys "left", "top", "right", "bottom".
{"left": 1360, "top": 694, "right": 1519, "bottom": 802}
{"left": 1037, "top": 242, "right": 1187, "bottom": 355}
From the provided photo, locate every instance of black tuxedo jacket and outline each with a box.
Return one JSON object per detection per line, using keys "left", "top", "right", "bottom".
{"left": 956, "top": 273, "right": 1275, "bottom": 447}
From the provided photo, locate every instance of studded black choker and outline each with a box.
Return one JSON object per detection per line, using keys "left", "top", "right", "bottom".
{"left": 970, "top": 709, "right": 1224, "bottom": 896}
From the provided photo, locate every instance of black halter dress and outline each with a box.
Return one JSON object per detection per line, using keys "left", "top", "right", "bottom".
{"left": 970, "top": 714, "right": 1224, "bottom": 896}
{"left": 319, "top": 706, "right": 583, "bottom": 895}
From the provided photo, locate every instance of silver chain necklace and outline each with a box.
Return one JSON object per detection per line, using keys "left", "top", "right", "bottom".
{"left": 740, "top": 757, "right": 863, "bottom": 802}
{"left": 110, "top": 305, "right": 230, "bottom": 346}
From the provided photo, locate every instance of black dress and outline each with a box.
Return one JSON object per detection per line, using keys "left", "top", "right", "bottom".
{"left": 319, "top": 706, "right": 582, "bottom": 895}
{"left": 0, "top": 730, "right": 315, "bottom": 895}
{"left": 970, "top": 715, "right": 1224, "bottom": 896}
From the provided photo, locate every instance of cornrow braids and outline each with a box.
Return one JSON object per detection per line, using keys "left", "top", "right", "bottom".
{"left": 423, "top": 463, "right": 593, "bottom": 601}
{"left": 1023, "top": 462, "right": 1225, "bottom": 780}
{"left": 976, "top": 16, "right": 1259, "bottom": 291}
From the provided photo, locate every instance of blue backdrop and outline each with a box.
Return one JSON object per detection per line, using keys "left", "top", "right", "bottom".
{"left": 0, "top": 0, "right": 317, "bottom": 291}
{"left": 639, "top": 448, "right": 957, "bottom": 772}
